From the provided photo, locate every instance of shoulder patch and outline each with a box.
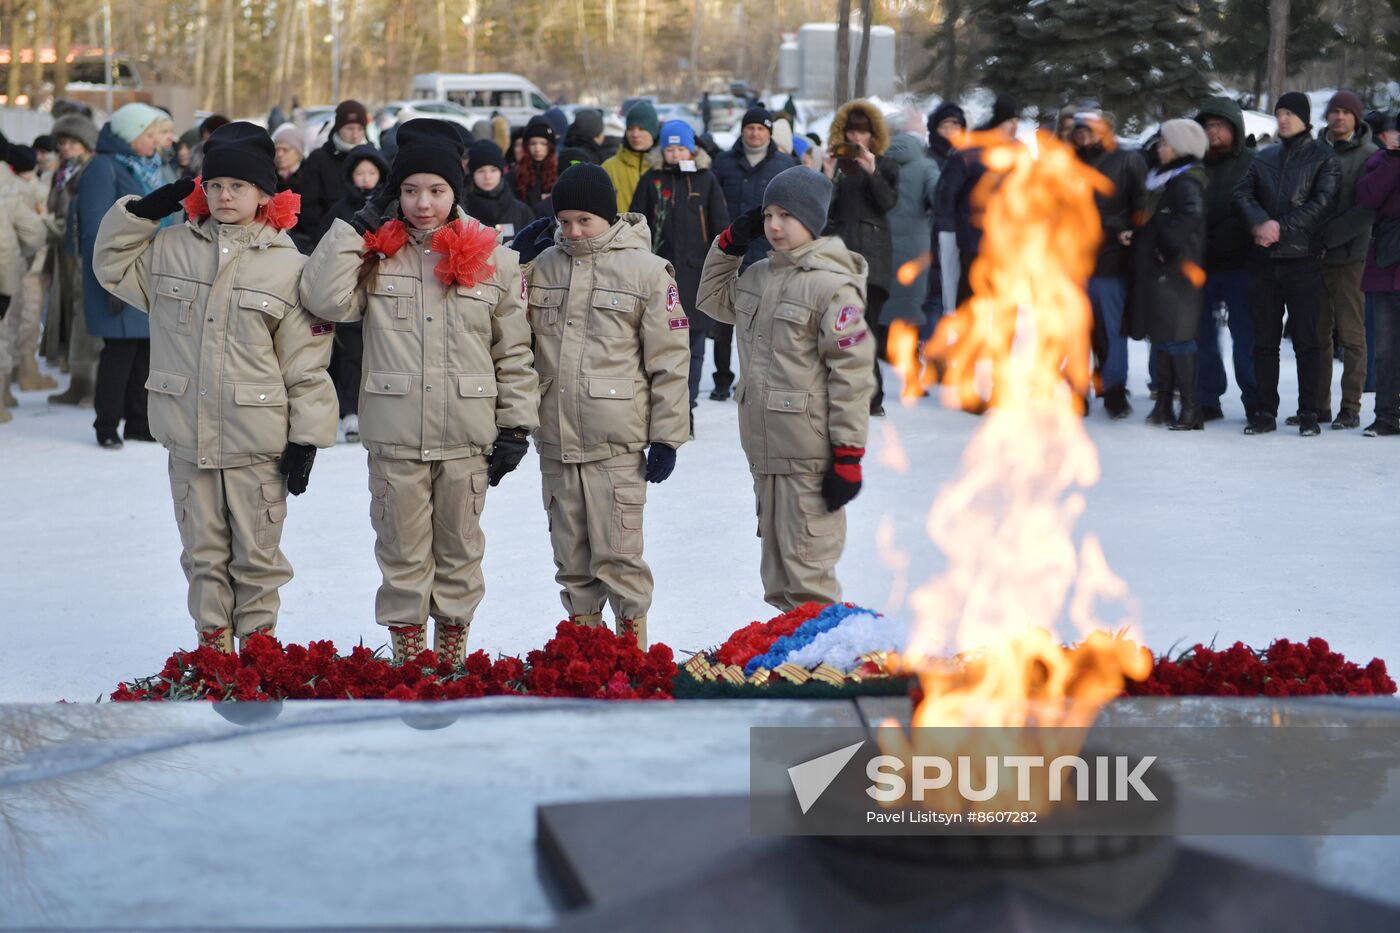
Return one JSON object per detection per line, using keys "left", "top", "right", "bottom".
{"left": 834, "top": 305, "right": 863, "bottom": 332}
{"left": 836, "top": 329, "right": 868, "bottom": 350}
{"left": 521, "top": 272, "right": 528, "bottom": 299}
{"left": 666, "top": 282, "right": 681, "bottom": 312}
{"left": 669, "top": 317, "right": 690, "bottom": 330}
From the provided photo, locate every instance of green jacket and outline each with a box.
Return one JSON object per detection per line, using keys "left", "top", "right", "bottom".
{"left": 602, "top": 147, "right": 658, "bottom": 216}
{"left": 1320, "top": 121, "right": 1378, "bottom": 265}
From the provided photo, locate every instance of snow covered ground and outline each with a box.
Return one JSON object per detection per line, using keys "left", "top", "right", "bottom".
{"left": 2, "top": 338, "right": 1397, "bottom": 704}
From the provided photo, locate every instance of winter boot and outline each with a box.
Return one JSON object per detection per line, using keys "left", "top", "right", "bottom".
{"left": 1365, "top": 420, "right": 1400, "bottom": 436}
{"left": 569, "top": 612, "right": 605, "bottom": 628}
{"left": 238, "top": 624, "right": 276, "bottom": 652}
{"left": 1145, "top": 361, "right": 1175, "bottom": 426}
{"left": 0, "top": 406, "right": 11, "bottom": 424}
{"left": 17, "top": 357, "right": 57, "bottom": 391}
{"left": 201, "top": 628, "right": 235, "bottom": 655}
{"left": 1103, "top": 385, "right": 1133, "bottom": 420}
{"left": 48, "top": 372, "right": 95, "bottom": 406}
{"left": 1332, "top": 408, "right": 1360, "bottom": 430}
{"left": 1298, "top": 412, "right": 1321, "bottom": 436}
{"left": 616, "top": 616, "right": 648, "bottom": 649}
{"left": 1244, "top": 414, "right": 1277, "bottom": 435}
{"left": 342, "top": 413, "right": 359, "bottom": 443}
{"left": 389, "top": 624, "right": 428, "bottom": 663}
{"left": 2, "top": 377, "right": 16, "bottom": 408}
{"left": 433, "top": 621, "right": 470, "bottom": 666}
{"left": 1168, "top": 353, "right": 1203, "bottom": 431}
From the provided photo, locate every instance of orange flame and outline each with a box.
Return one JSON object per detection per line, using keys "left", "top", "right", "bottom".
{"left": 879, "top": 131, "right": 1151, "bottom": 815}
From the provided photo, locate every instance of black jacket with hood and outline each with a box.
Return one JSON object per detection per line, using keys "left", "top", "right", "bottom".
{"left": 1194, "top": 97, "right": 1255, "bottom": 273}
{"left": 316, "top": 145, "right": 391, "bottom": 247}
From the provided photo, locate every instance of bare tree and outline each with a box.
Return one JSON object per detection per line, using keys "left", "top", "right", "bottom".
{"left": 835, "top": 0, "right": 851, "bottom": 103}
{"left": 853, "top": 0, "right": 872, "bottom": 98}
{"left": 1265, "top": 0, "right": 1289, "bottom": 110}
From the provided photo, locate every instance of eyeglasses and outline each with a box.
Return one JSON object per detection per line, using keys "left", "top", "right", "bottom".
{"left": 201, "top": 180, "right": 252, "bottom": 198}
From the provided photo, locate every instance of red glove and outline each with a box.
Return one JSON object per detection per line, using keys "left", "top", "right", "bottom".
{"left": 822, "top": 446, "right": 864, "bottom": 512}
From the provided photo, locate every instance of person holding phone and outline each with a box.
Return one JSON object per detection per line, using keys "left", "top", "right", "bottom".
{"left": 821, "top": 101, "right": 898, "bottom": 416}
{"left": 465, "top": 140, "right": 534, "bottom": 244}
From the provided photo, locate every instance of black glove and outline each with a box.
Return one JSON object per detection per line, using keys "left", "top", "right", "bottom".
{"left": 820, "top": 446, "right": 864, "bottom": 512}
{"left": 487, "top": 427, "right": 530, "bottom": 486}
{"left": 0, "top": 294, "right": 9, "bottom": 320}
{"left": 645, "top": 443, "right": 677, "bottom": 483}
{"left": 718, "top": 207, "right": 764, "bottom": 257}
{"left": 278, "top": 442, "right": 317, "bottom": 496}
{"left": 127, "top": 178, "right": 196, "bottom": 221}
{"left": 350, "top": 188, "right": 396, "bottom": 235}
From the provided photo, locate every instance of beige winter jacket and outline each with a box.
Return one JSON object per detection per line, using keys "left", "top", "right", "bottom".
{"left": 0, "top": 166, "right": 44, "bottom": 296}
{"left": 525, "top": 213, "right": 691, "bottom": 464}
{"left": 95, "top": 198, "right": 338, "bottom": 467}
{"left": 697, "top": 235, "right": 875, "bottom": 474}
{"left": 300, "top": 210, "right": 539, "bottom": 461}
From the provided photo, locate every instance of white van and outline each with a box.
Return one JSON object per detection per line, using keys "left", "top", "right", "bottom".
{"left": 410, "top": 73, "right": 550, "bottom": 128}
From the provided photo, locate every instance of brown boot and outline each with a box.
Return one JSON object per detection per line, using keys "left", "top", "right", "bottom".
{"left": 2, "top": 379, "right": 16, "bottom": 408}
{"left": 616, "top": 616, "right": 648, "bottom": 649}
{"left": 238, "top": 624, "right": 277, "bottom": 652}
{"left": 569, "top": 612, "right": 604, "bottom": 628}
{"left": 433, "top": 621, "right": 470, "bottom": 666}
{"left": 201, "top": 628, "right": 235, "bottom": 654}
{"left": 389, "top": 624, "right": 428, "bottom": 663}
{"left": 48, "top": 373, "right": 95, "bottom": 406}
{"left": 0, "top": 406, "right": 11, "bottom": 424}
{"left": 17, "top": 358, "right": 57, "bottom": 391}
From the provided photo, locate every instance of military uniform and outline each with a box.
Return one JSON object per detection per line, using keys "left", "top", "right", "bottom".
{"left": 300, "top": 210, "right": 539, "bottom": 655}
{"left": 525, "top": 213, "right": 690, "bottom": 645}
{"left": 697, "top": 235, "right": 875, "bottom": 610}
{"left": 94, "top": 196, "right": 338, "bottom": 645}
{"left": 0, "top": 166, "right": 45, "bottom": 419}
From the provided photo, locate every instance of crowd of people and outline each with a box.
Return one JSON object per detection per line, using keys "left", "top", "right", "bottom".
{"left": 3, "top": 83, "right": 1398, "bottom": 657}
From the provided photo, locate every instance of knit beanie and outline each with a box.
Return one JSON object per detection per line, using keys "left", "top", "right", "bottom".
{"left": 202, "top": 121, "right": 278, "bottom": 194}
{"left": 51, "top": 113, "right": 99, "bottom": 152}
{"left": 742, "top": 107, "right": 774, "bottom": 131}
{"left": 624, "top": 100, "right": 661, "bottom": 139}
{"left": 270, "top": 122, "right": 305, "bottom": 155}
{"left": 1366, "top": 110, "right": 1397, "bottom": 137}
{"left": 391, "top": 118, "right": 466, "bottom": 197}
{"left": 1158, "top": 119, "right": 1208, "bottom": 161}
{"left": 978, "top": 94, "right": 1020, "bottom": 131}
{"left": 1276, "top": 91, "right": 1311, "bottom": 127}
{"left": 331, "top": 99, "right": 369, "bottom": 136}
{"left": 5, "top": 145, "right": 36, "bottom": 174}
{"left": 762, "top": 166, "right": 833, "bottom": 238}
{"left": 32, "top": 134, "right": 53, "bottom": 153}
{"left": 468, "top": 139, "right": 506, "bottom": 173}
{"left": 571, "top": 108, "right": 605, "bottom": 141}
{"left": 927, "top": 102, "right": 967, "bottom": 136}
{"left": 550, "top": 162, "right": 617, "bottom": 222}
{"left": 658, "top": 119, "right": 696, "bottom": 153}
{"left": 523, "top": 115, "right": 557, "bottom": 147}
{"left": 110, "top": 102, "right": 167, "bottom": 144}
{"left": 1326, "top": 90, "right": 1366, "bottom": 128}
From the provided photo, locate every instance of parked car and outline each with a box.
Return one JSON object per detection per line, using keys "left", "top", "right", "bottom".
{"left": 410, "top": 72, "right": 550, "bottom": 128}
{"left": 655, "top": 102, "right": 703, "bottom": 133}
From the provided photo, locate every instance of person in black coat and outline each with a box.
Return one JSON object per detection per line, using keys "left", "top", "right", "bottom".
{"left": 630, "top": 120, "right": 730, "bottom": 429}
{"left": 821, "top": 100, "right": 899, "bottom": 415}
{"left": 515, "top": 116, "right": 558, "bottom": 217}
{"left": 1127, "top": 120, "right": 1210, "bottom": 431}
{"left": 925, "top": 102, "right": 967, "bottom": 327}
{"left": 465, "top": 140, "right": 535, "bottom": 242}
{"left": 296, "top": 100, "right": 372, "bottom": 253}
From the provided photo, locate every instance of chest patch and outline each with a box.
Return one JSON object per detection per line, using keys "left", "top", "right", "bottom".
{"left": 836, "top": 329, "right": 868, "bottom": 350}
{"left": 834, "top": 305, "right": 863, "bottom": 332}
{"left": 666, "top": 283, "right": 681, "bottom": 312}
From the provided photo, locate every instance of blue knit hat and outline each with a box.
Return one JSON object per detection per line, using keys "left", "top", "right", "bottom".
{"left": 658, "top": 120, "right": 696, "bottom": 153}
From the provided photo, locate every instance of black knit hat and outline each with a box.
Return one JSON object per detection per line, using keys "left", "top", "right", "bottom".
{"left": 550, "top": 162, "right": 617, "bottom": 222}
{"left": 742, "top": 107, "right": 774, "bottom": 131}
{"left": 978, "top": 94, "right": 1020, "bottom": 131}
{"left": 391, "top": 118, "right": 466, "bottom": 197}
{"left": 1276, "top": 91, "right": 1311, "bottom": 127}
{"left": 5, "top": 144, "right": 36, "bottom": 174}
{"left": 32, "top": 134, "right": 53, "bottom": 153}
{"left": 468, "top": 139, "right": 506, "bottom": 173}
{"left": 202, "top": 121, "right": 277, "bottom": 194}
{"left": 523, "top": 115, "right": 557, "bottom": 146}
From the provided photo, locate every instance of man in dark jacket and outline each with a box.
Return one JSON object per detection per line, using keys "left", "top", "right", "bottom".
{"left": 822, "top": 99, "right": 899, "bottom": 415}
{"left": 1072, "top": 107, "right": 1148, "bottom": 419}
{"left": 296, "top": 100, "right": 371, "bottom": 247}
{"left": 1313, "top": 90, "right": 1377, "bottom": 429}
{"left": 1194, "top": 96, "right": 1259, "bottom": 421}
{"left": 1233, "top": 91, "right": 1342, "bottom": 435}
{"left": 708, "top": 107, "right": 798, "bottom": 399}
{"left": 926, "top": 102, "right": 967, "bottom": 325}
{"left": 562, "top": 109, "right": 608, "bottom": 166}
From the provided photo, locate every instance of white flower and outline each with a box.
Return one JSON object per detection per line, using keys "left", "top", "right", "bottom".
{"left": 783, "top": 610, "right": 907, "bottom": 672}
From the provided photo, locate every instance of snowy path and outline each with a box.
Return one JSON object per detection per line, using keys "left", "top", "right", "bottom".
{"left": 2, "top": 340, "right": 1397, "bottom": 702}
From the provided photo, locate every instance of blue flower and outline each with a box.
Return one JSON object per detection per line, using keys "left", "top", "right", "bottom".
{"left": 743, "top": 604, "right": 873, "bottom": 675}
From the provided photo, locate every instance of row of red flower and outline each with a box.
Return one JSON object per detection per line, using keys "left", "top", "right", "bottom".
{"left": 111, "top": 621, "right": 677, "bottom": 702}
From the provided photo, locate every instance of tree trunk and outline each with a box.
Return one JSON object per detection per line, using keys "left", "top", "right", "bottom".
{"left": 271, "top": 0, "right": 296, "bottom": 111}
{"left": 222, "top": 0, "right": 234, "bottom": 114}
{"left": 1264, "top": 0, "right": 1289, "bottom": 111}
{"left": 301, "top": 0, "right": 314, "bottom": 106}
{"left": 54, "top": 15, "right": 71, "bottom": 97}
{"left": 634, "top": 0, "right": 648, "bottom": 73}
{"left": 688, "top": 0, "right": 701, "bottom": 96}
{"left": 5, "top": 0, "right": 23, "bottom": 107}
{"left": 854, "top": 0, "right": 872, "bottom": 98}
{"left": 835, "top": 0, "right": 851, "bottom": 105}
{"left": 941, "top": 0, "right": 960, "bottom": 101}
{"left": 436, "top": 0, "right": 448, "bottom": 71}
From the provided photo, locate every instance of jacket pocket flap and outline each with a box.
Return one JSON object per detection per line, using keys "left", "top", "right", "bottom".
{"left": 456, "top": 282, "right": 503, "bottom": 302}
{"left": 370, "top": 275, "right": 415, "bottom": 297}
{"left": 155, "top": 277, "right": 198, "bottom": 301}
{"left": 528, "top": 287, "right": 565, "bottom": 307}
{"left": 766, "top": 389, "right": 809, "bottom": 412}
{"left": 233, "top": 383, "right": 287, "bottom": 406}
{"left": 365, "top": 372, "right": 413, "bottom": 395}
{"left": 591, "top": 288, "right": 640, "bottom": 311}
{"left": 145, "top": 370, "right": 190, "bottom": 396}
{"left": 614, "top": 485, "right": 646, "bottom": 506}
{"left": 775, "top": 303, "right": 812, "bottom": 325}
{"left": 588, "top": 377, "right": 636, "bottom": 399}
{"left": 456, "top": 375, "right": 499, "bottom": 398}
{"left": 237, "top": 288, "right": 291, "bottom": 318}
{"left": 734, "top": 289, "right": 762, "bottom": 315}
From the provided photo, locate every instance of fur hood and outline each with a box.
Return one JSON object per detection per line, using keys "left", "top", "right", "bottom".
{"left": 829, "top": 100, "right": 891, "bottom": 156}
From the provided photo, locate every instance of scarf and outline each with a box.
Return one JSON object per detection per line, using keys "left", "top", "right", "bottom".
{"left": 743, "top": 141, "right": 768, "bottom": 167}
{"left": 332, "top": 131, "right": 359, "bottom": 154}
{"left": 114, "top": 152, "right": 165, "bottom": 194}
{"left": 1146, "top": 162, "right": 1194, "bottom": 192}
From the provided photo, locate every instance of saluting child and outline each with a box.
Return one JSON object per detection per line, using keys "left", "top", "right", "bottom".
{"left": 524, "top": 162, "right": 691, "bottom": 648}
{"left": 94, "top": 122, "right": 338, "bottom": 652}
{"left": 300, "top": 119, "right": 539, "bottom": 664}
{"left": 697, "top": 166, "right": 875, "bottom": 611}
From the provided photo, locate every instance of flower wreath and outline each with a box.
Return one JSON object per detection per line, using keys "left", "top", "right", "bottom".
{"left": 181, "top": 176, "right": 301, "bottom": 231}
